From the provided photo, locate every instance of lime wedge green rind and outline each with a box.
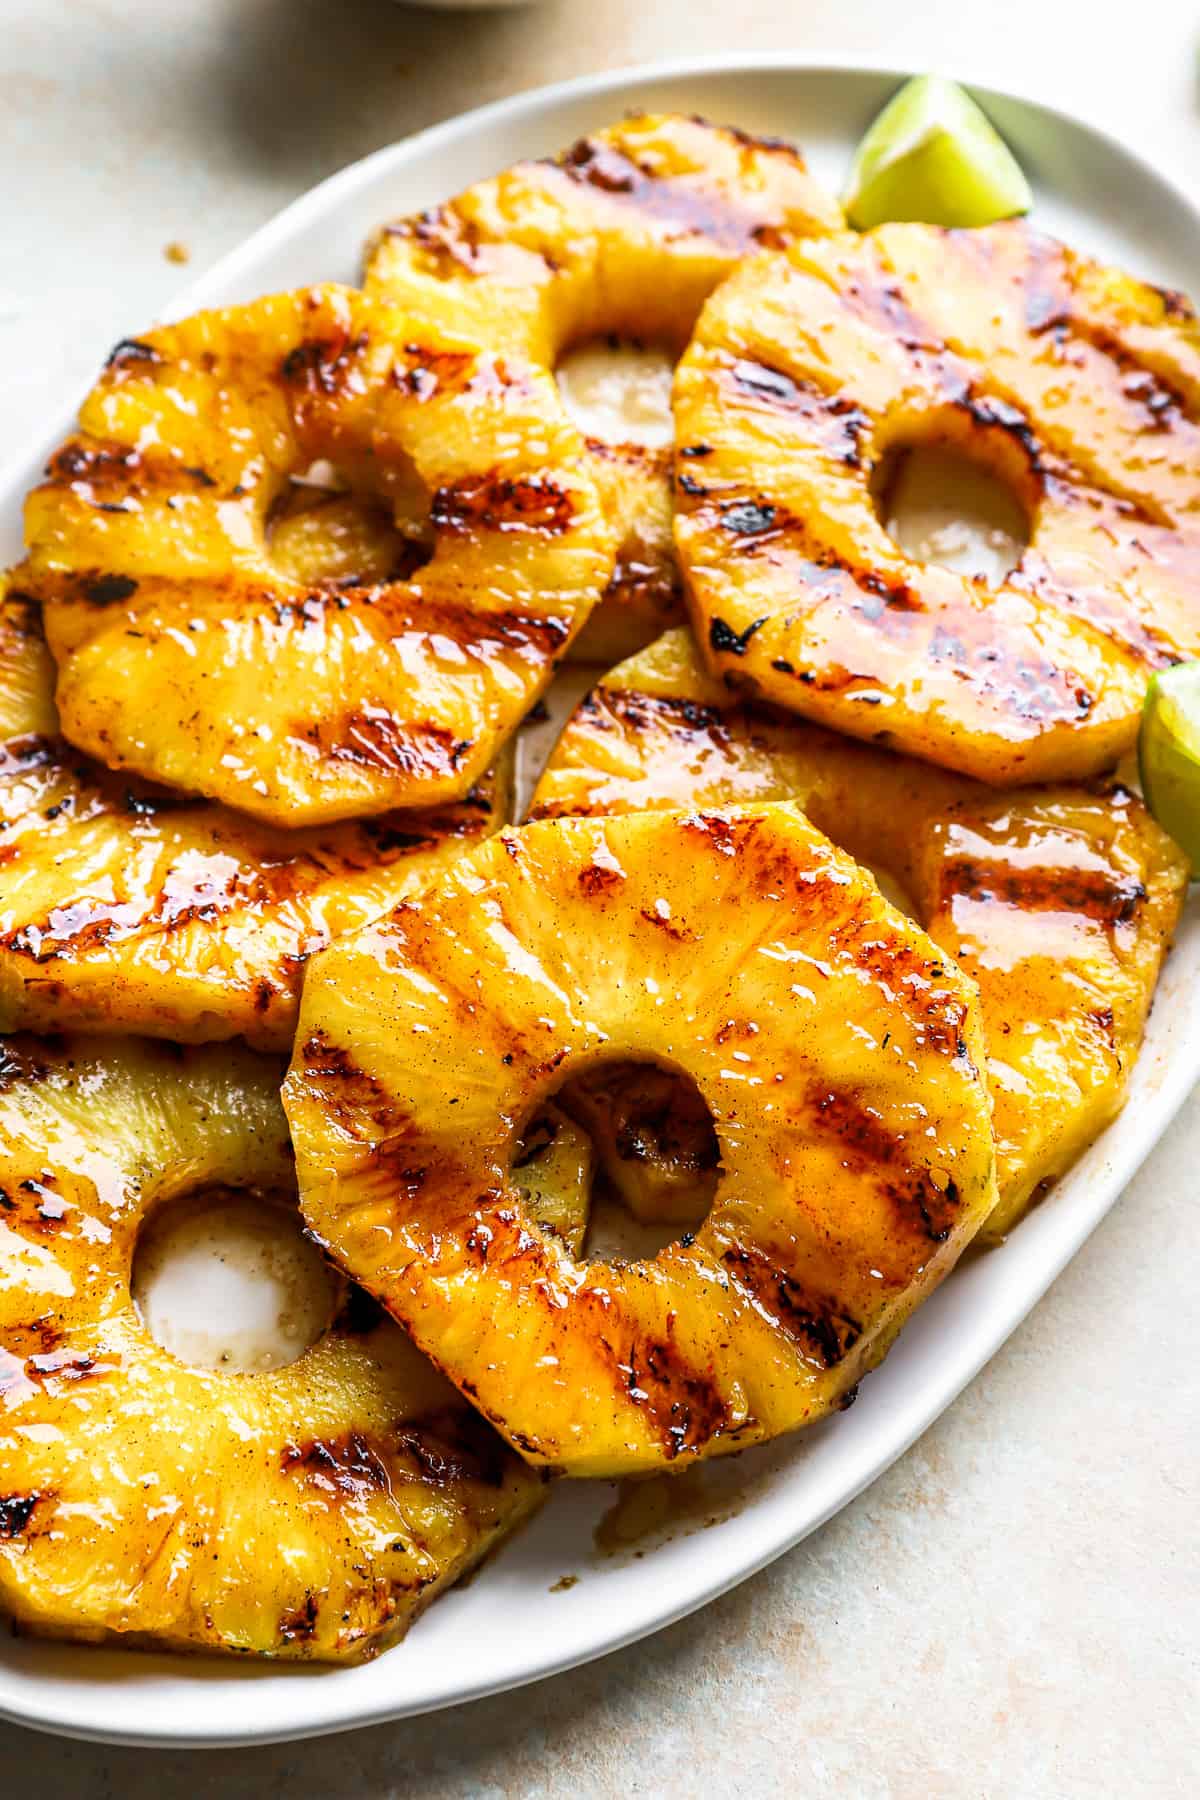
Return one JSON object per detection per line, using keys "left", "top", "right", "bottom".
{"left": 845, "top": 75, "right": 1033, "bottom": 230}
{"left": 1139, "top": 662, "right": 1200, "bottom": 872}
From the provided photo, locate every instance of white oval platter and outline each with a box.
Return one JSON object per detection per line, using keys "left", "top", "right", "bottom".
{"left": 0, "top": 54, "right": 1197, "bottom": 1749}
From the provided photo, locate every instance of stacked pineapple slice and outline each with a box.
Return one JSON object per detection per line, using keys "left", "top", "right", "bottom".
{"left": 0, "top": 106, "right": 1193, "bottom": 1663}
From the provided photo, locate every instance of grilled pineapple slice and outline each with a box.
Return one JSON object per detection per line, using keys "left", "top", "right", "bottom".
{"left": 284, "top": 806, "right": 997, "bottom": 1477}
{"left": 675, "top": 221, "right": 1200, "bottom": 785}
{"left": 367, "top": 113, "right": 843, "bottom": 662}
{"left": 0, "top": 1035, "right": 553, "bottom": 1660}
{"left": 24, "top": 285, "right": 613, "bottom": 826}
{"left": 0, "top": 588, "right": 510, "bottom": 1049}
{"left": 531, "top": 629, "right": 1189, "bottom": 1238}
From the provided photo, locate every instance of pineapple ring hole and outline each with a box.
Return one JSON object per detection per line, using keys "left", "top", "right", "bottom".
{"left": 131, "top": 1186, "right": 337, "bottom": 1373}
{"left": 555, "top": 338, "right": 676, "bottom": 450}
{"left": 265, "top": 459, "right": 432, "bottom": 588}
{"left": 521, "top": 1057, "right": 720, "bottom": 1263}
{"left": 874, "top": 444, "right": 1030, "bottom": 584}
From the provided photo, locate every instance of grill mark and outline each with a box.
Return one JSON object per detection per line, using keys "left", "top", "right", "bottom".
{"left": 1015, "top": 524, "right": 1185, "bottom": 671}
{"left": 1, "top": 755, "right": 483, "bottom": 966}
{"left": 583, "top": 1291, "right": 733, "bottom": 1461}
{"left": 552, "top": 135, "right": 779, "bottom": 253}
{"left": 887, "top": 230, "right": 1200, "bottom": 515}
{"left": 717, "top": 499, "right": 784, "bottom": 539}
{"left": 317, "top": 710, "right": 468, "bottom": 779}
{"left": 718, "top": 120, "right": 808, "bottom": 162}
{"left": 279, "top": 1595, "right": 320, "bottom": 1643}
{"left": 0, "top": 850, "right": 326, "bottom": 962}
{"left": 79, "top": 574, "right": 139, "bottom": 607}
{"left": 0, "top": 1492, "right": 48, "bottom": 1537}
{"left": 392, "top": 1405, "right": 511, "bottom": 1488}
{"left": 940, "top": 857, "right": 1147, "bottom": 924}
{"left": 393, "top": 343, "right": 475, "bottom": 400}
{"left": 0, "top": 1174, "right": 73, "bottom": 1232}
{"left": 601, "top": 687, "right": 727, "bottom": 740}
{"left": 280, "top": 331, "right": 370, "bottom": 396}
{"left": 807, "top": 1087, "right": 962, "bottom": 1244}
{"left": 297, "top": 1031, "right": 400, "bottom": 1140}
{"left": 578, "top": 850, "right": 626, "bottom": 896}
{"left": 833, "top": 261, "right": 973, "bottom": 402}
{"left": 710, "top": 615, "right": 767, "bottom": 655}
{"left": 722, "top": 1243, "right": 862, "bottom": 1369}
{"left": 105, "top": 338, "right": 163, "bottom": 372}
{"left": 1022, "top": 231, "right": 1197, "bottom": 430}
{"left": 45, "top": 439, "right": 142, "bottom": 486}
{"left": 700, "top": 522, "right": 1101, "bottom": 722}
{"left": 679, "top": 810, "right": 758, "bottom": 857}
{"left": 1023, "top": 234, "right": 1073, "bottom": 336}
{"left": 280, "top": 1431, "right": 392, "bottom": 1503}
{"left": 41, "top": 444, "right": 227, "bottom": 508}
{"left": 387, "top": 203, "right": 553, "bottom": 280}
{"left": 960, "top": 390, "right": 1044, "bottom": 471}
{"left": 639, "top": 901, "right": 694, "bottom": 941}
{"left": 727, "top": 358, "right": 871, "bottom": 465}
{"left": 430, "top": 472, "right": 575, "bottom": 537}
{"left": 3, "top": 1344, "right": 119, "bottom": 1391}
{"left": 692, "top": 495, "right": 926, "bottom": 623}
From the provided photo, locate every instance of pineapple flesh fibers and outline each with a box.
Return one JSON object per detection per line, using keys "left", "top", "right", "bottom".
{"left": 23, "top": 285, "right": 614, "bottom": 827}
{"left": 0, "top": 587, "right": 511, "bottom": 1050}
{"left": 367, "top": 113, "right": 843, "bottom": 663}
{"left": 531, "top": 629, "right": 1190, "bottom": 1238}
{"left": 674, "top": 220, "right": 1200, "bottom": 785}
{"left": 284, "top": 806, "right": 997, "bottom": 1478}
{"left": 0, "top": 1036, "right": 551, "bottom": 1661}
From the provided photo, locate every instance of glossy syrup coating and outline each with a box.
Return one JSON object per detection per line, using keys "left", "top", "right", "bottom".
{"left": 0, "top": 589, "right": 511, "bottom": 1049}
{"left": 284, "top": 806, "right": 997, "bottom": 1477}
{"left": 530, "top": 629, "right": 1190, "bottom": 1237}
{"left": 674, "top": 221, "right": 1200, "bottom": 784}
{"left": 0, "top": 1037, "right": 550, "bottom": 1660}
{"left": 23, "top": 284, "right": 614, "bottom": 826}
{"left": 366, "top": 114, "right": 844, "bottom": 663}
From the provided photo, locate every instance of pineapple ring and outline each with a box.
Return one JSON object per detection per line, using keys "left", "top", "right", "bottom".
{"left": 530, "top": 629, "right": 1190, "bottom": 1239}
{"left": 675, "top": 220, "right": 1200, "bottom": 785}
{"left": 366, "top": 113, "right": 843, "bottom": 663}
{"left": 0, "top": 1035, "right": 558, "bottom": 1662}
{"left": 24, "top": 284, "right": 614, "bottom": 827}
{"left": 0, "top": 587, "right": 510, "bottom": 1050}
{"left": 284, "top": 806, "right": 998, "bottom": 1478}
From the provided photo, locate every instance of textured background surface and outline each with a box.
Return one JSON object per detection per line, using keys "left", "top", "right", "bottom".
{"left": 1, "top": 2, "right": 1198, "bottom": 1794}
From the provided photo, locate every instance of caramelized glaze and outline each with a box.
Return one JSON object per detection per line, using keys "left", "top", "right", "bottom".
{"left": 530, "top": 629, "right": 1189, "bottom": 1235}
{"left": 675, "top": 222, "right": 1200, "bottom": 783}
{"left": 367, "top": 113, "right": 844, "bottom": 662}
{"left": 284, "top": 806, "right": 996, "bottom": 1476}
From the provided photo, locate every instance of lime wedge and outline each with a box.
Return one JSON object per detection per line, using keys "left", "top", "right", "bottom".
{"left": 845, "top": 75, "right": 1033, "bottom": 230}
{"left": 1140, "top": 663, "right": 1200, "bottom": 871}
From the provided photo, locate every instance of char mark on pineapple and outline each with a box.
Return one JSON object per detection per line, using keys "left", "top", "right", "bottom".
{"left": 280, "top": 331, "right": 371, "bottom": 397}
{"left": 727, "top": 358, "right": 870, "bottom": 466}
{"left": 808, "top": 1087, "right": 963, "bottom": 1245}
{"left": 941, "top": 857, "right": 1148, "bottom": 925}
{"left": 393, "top": 1406, "right": 513, "bottom": 1489}
{"left": 430, "top": 472, "right": 576, "bottom": 538}
{"left": 721, "top": 1243, "right": 862, "bottom": 1369}
{"left": 280, "top": 1431, "right": 392, "bottom": 1504}
{"left": 0, "top": 1492, "right": 49, "bottom": 1538}
{"left": 552, "top": 133, "right": 782, "bottom": 254}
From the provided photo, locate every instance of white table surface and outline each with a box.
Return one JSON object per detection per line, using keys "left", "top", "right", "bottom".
{"left": 1, "top": 2, "right": 1198, "bottom": 1793}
